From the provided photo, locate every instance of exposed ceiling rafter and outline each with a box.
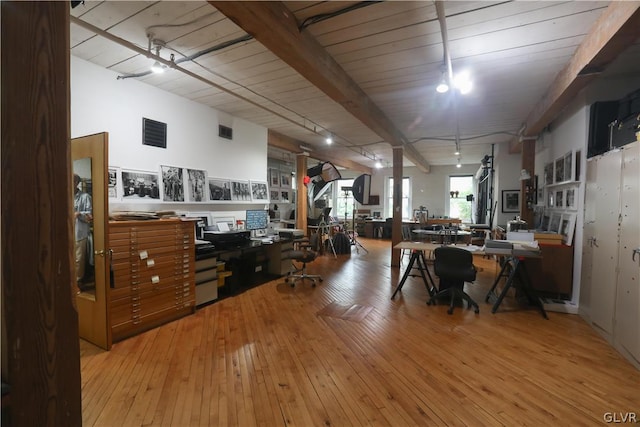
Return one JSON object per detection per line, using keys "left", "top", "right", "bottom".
{"left": 209, "top": 0, "right": 431, "bottom": 173}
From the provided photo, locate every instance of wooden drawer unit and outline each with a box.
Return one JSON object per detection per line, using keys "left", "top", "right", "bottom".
{"left": 109, "top": 219, "right": 196, "bottom": 341}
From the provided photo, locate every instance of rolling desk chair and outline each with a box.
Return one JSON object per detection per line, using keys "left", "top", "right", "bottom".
{"left": 428, "top": 246, "right": 480, "bottom": 314}
{"left": 285, "top": 238, "right": 323, "bottom": 287}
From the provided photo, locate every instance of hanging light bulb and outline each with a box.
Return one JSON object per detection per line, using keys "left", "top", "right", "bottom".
{"left": 453, "top": 70, "right": 472, "bottom": 94}
{"left": 325, "top": 135, "right": 333, "bottom": 145}
{"left": 375, "top": 159, "right": 383, "bottom": 169}
{"left": 456, "top": 158, "right": 462, "bottom": 168}
{"left": 436, "top": 71, "right": 449, "bottom": 93}
{"left": 150, "top": 42, "right": 166, "bottom": 74}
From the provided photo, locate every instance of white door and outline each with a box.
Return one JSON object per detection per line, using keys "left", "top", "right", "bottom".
{"left": 615, "top": 141, "right": 640, "bottom": 364}
{"left": 589, "top": 150, "right": 622, "bottom": 335}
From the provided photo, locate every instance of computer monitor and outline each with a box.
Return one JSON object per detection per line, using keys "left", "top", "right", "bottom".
{"left": 246, "top": 209, "right": 269, "bottom": 231}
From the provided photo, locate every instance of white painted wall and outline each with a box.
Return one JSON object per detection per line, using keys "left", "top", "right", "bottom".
{"left": 71, "top": 56, "right": 268, "bottom": 222}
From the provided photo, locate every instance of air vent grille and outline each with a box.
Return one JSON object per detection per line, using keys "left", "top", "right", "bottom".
{"left": 219, "top": 125, "right": 233, "bottom": 140}
{"left": 142, "top": 117, "right": 167, "bottom": 148}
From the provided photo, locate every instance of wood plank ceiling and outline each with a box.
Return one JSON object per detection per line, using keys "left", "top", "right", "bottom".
{"left": 70, "top": 1, "right": 640, "bottom": 172}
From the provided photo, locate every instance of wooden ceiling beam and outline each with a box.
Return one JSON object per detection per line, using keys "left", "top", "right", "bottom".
{"left": 268, "top": 130, "right": 373, "bottom": 175}
{"left": 510, "top": 2, "right": 640, "bottom": 153}
{"left": 209, "top": 1, "right": 430, "bottom": 173}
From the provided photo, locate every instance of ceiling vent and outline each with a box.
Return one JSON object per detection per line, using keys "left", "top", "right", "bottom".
{"left": 142, "top": 117, "right": 167, "bottom": 148}
{"left": 219, "top": 124, "right": 233, "bottom": 140}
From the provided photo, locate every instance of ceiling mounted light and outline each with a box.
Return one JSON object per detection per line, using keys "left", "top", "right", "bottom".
{"left": 325, "top": 135, "right": 333, "bottom": 145}
{"left": 375, "top": 159, "right": 383, "bottom": 169}
{"left": 149, "top": 36, "right": 166, "bottom": 74}
{"left": 456, "top": 159, "right": 462, "bottom": 168}
{"left": 151, "top": 59, "right": 165, "bottom": 74}
{"left": 436, "top": 71, "right": 449, "bottom": 93}
{"left": 453, "top": 70, "right": 472, "bottom": 95}
{"left": 454, "top": 149, "right": 460, "bottom": 156}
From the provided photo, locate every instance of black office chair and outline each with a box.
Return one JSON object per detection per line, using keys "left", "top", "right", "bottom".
{"left": 428, "top": 246, "right": 479, "bottom": 314}
{"left": 285, "top": 238, "right": 323, "bottom": 287}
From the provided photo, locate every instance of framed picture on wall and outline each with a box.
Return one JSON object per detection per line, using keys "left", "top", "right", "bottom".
{"left": 563, "top": 151, "right": 573, "bottom": 182}
{"left": 501, "top": 190, "right": 520, "bottom": 213}
{"left": 546, "top": 189, "right": 554, "bottom": 208}
{"left": 280, "top": 189, "right": 290, "bottom": 202}
{"left": 565, "top": 187, "right": 577, "bottom": 210}
{"left": 230, "top": 180, "right": 251, "bottom": 201}
{"left": 555, "top": 189, "right": 564, "bottom": 208}
{"left": 270, "top": 190, "right": 280, "bottom": 201}
{"left": 544, "top": 162, "right": 554, "bottom": 185}
{"left": 186, "top": 168, "right": 207, "bottom": 202}
{"left": 208, "top": 178, "right": 231, "bottom": 201}
{"left": 160, "top": 165, "right": 184, "bottom": 202}
{"left": 122, "top": 169, "right": 161, "bottom": 201}
{"left": 269, "top": 169, "right": 280, "bottom": 187}
{"left": 280, "top": 172, "right": 291, "bottom": 188}
{"left": 250, "top": 180, "right": 269, "bottom": 202}
{"left": 108, "top": 166, "right": 120, "bottom": 199}
{"left": 555, "top": 156, "right": 564, "bottom": 183}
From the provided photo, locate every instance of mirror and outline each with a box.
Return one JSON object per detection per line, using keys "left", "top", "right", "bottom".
{"left": 73, "top": 157, "right": 95, "bottom": 299}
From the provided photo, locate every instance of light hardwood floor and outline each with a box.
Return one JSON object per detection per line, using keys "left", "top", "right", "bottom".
{"left": 80, "top": 238, "right": 640, "bottom": 426}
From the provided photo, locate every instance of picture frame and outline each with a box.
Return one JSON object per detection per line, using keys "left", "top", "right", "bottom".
{"left": 549, "top": 212, "right": 562, "bottom": 233}
{"left": 540, "top": 213, "right": 551, "bottom": 231}
{"left": 575, "top": 150, "right": 582, "bottom": 181}
{"left": 280, "top": 189, "right": 290, "bottom": 202}
{"left": 501, "top": 189, "right": 520, "bottom": 213}
{"left": 230, "top": 180, "right": 251, "bottom": 201}
{"left": 563, "top": 151, "right": 572, "bottom": 182}
{"left": 554, "top": 156, "right": 564, "bottom": 183}
{"left": 555, "top": 189, "right": 564, "bottom": 208}
{"left": 208, "top": 178, "right": 231, "bottom": 201}
{"left": 546, "top": 189, "right": 554, "bottom": 208}
{"left": 250, "top": 180, "right": 269, "bottom": 202}
{"left": 270, "top": 190, "right": 280, "bottom": 201}
{"left": 560, "top": 213, "right": 577, "bottom": 246}
{"left": 544, "top": 162, "right": 554, "bottom": 185}
{"left": 122, "top": 169, "right": 161, "bottom": 201}
{"left": 186, "top": 168, "right": 207, "bottom": 202}
{"left": 108, "top": 166, "right": 120, "bottom": 199}
{"left": 160, "top": 165, "right": 184, "bottom": 202}
{"left": 280, "top": 172, "right": 291, "bottom": 188}
{"left": 269, "top": 169, "right": 280, "bottom": 187}
{"left": 565, "top": 187, "right": 577, "bottom": 210}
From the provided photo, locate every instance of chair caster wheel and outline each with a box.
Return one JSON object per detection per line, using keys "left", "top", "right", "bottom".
{"left": 447, "top": 308, "right": 454, "bottom": 315}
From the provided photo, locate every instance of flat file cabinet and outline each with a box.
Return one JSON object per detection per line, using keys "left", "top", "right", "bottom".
{"left": 109, "top": 219, "right": 196, "bottom": 341}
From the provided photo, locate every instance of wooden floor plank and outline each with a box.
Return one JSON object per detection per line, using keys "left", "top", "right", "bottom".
{"left": 80, "top": 238, "right": 640, "bottom": 426}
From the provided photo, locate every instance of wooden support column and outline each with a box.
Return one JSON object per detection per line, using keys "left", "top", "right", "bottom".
{"left": 1, "top": 2, "right": 82, "bottom": 425}
{"left": 520, "top": 139, "right": 535, "bottom": 226}
{"left": 391, "top": 147, "right": 404, "bottom": 267}
{"left": 296, "top": 154, "right": 308, "bottom": 232}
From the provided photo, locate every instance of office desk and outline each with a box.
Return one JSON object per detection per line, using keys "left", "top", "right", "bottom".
{"left": 484, "top": 246, "right": 548, "bottom": 319}
{"left": 391, "top": 242, "right": 484, "bottom": 300}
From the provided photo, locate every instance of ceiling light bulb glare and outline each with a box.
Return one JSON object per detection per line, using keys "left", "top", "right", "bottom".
{"left": 456, "top": 159, "right": 462, "bottom": 168}
{"left": 375, "top": 160, "right": 383, "bottom": 169}
{"left": 325, "top": 136, "right": 333, "bottom": 144}
{"left": 151, "top": 61, "right": 165, "bottom": 73}
{"left": 453, "top": 70, "right": 472, "bottom": 94}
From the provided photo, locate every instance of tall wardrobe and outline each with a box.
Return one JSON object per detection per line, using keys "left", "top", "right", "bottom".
{"left": 580, "top": 140, "right": 639, "bottom": 369}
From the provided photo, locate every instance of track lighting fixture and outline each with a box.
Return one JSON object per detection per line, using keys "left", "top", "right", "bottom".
{"left": 436, "top": 70, "right": 449, "bottom": 93}
{"left": 148, "top": 36, "right": 166, "bottom": 74}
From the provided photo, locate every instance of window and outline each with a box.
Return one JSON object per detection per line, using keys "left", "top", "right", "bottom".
{"left": 334, "top": 179, "right": 354, "bottom": 220}
{"left": 448, "top": 175, "right": 474, "bottom": 222}
{"left": 387, "top": 177, "right": 411, "bottom": 219}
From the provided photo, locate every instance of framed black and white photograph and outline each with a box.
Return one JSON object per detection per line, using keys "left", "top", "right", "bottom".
{"left": 565, "top": 187, "right": 577, "bottom": 210}
{"left": 555, "top": 156, "right": 564, "bottom": 183}
{"left": 280, "top": 190, "right": 290, "bottom": 202}
{"left": 544, "top": 162, "right": 554, "bottom": 185}
{"left": 560, "top": 213, "right": 577, "bottom": 245}
{"left": 187, "top": 168, "right": 207, "bottom": 202}
{"left": 250, "top": 181, "right": 269, "bottom": 201}
{"left": 541, "top": 213, "right": 551, "bottom": 231}
{"left": 161, "top": 165, "right": 184, "bottom": 202}
{"left": 230, "top": 180, "right": 251, "bottom": 201}
{"left": 546, "top": 189, "right": 554, "bottom": 208}
{"left": 501, "top": 190, "right": 520, "bottom": 213}
{"left": 555, "top": 189, "right": 564, "bottom": 208}
{"left": 280, "top": 172, "right": 291, "bottom": 188}
{"left": 208, "top": 178, "right": 231, "bottom": 201}
{"left": 563, "top": 151, "right": 573, "bottom": 182}
{"left": 549, "top": 212, "right": 562, "bottom": 233}
{"left": 270, "top": 190, "right": 280, "bottom": 201}
{"left": 269, "top": 169, "right": 280, "bottom": 187}
{"left": 122, "top": 169, "right": 160, "bottom": 200}
{"left": 108, "top": 167, "right": 119, "bottom": 199}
